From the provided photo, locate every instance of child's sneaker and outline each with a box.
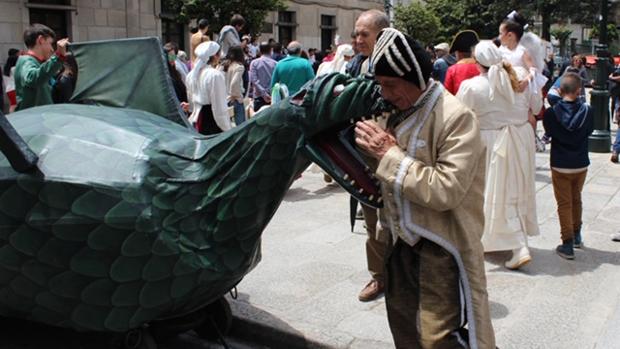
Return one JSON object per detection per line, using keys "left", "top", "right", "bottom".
{"left": 556, "top": 239, "right": 575, "bottom": 260}
{"left": 574, "top": 229, "right": 584, "bottom": 249}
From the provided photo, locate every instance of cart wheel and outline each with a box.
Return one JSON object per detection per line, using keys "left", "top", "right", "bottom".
{"left": 123, "top": 328, "right": 157, "bottom": 349}
{"left": 194, "top": 297, "right": 233, "bottom": 340}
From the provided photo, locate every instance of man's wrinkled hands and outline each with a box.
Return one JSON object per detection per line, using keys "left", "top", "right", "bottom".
{"left": 355, "top": 120, "right": 397, "bottom": 160}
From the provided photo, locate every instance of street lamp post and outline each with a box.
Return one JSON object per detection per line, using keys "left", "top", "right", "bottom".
{"left": 384, "top": 0, "right": 394, "bottom": 24}
{"left": 589, "top": 0, "right": 612, "bottom": 152}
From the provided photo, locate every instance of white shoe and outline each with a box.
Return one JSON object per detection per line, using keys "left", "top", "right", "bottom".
{"left": 505, "top": 246, "right": 532, "bottom": 270}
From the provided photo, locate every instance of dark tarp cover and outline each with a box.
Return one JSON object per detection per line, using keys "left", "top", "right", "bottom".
{"left": 69, "top": 37, "right": 190, "bottom": 128}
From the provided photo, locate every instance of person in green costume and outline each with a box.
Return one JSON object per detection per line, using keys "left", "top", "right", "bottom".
{"left": 14, "top": 23, "right": 70, "bottom": 111}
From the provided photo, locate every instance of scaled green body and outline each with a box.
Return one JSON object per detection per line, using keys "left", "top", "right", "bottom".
{"left": 0, "top": 102, "right": 309, "bottom": 331}
{"left": 0, "top": 37, "right": 382, "bottom": 333}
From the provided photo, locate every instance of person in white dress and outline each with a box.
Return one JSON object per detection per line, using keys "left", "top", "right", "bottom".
{"left": 498, "top": 11, "right": 547, "bottom": 94}
{"left": 316, "top": 44, "right": 355, "bottom": 77}
{"left": 184, "top": 41, "right": 231, "bottom": 135}
{"left": 499, "top": 11, "right": 548, "bottom": 152}
{"left": 457, "top": 40, "right": 541, "bottom": 269}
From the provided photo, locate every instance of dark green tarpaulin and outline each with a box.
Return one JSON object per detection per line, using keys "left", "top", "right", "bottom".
{"left": 69, "top": 37, "right": 190, "bottom": 128}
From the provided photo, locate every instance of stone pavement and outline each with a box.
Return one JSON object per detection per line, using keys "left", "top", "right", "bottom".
{"left": 227, "top": 136, "right": 620, "bottom": 348}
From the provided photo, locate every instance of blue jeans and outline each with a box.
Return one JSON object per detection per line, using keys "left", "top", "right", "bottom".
{"left": 232, "top": 100, "right": 245, "bottom": 126}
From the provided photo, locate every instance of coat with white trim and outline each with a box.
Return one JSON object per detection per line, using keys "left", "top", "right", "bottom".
{"left": 375, "top": 90, "right": 496, "bottom": 349}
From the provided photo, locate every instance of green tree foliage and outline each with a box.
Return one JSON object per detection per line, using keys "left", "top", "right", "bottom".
{"left": 534, "top": 0, "right": 601, "bottom": 41}
{"left": 393, "top": 2, "right": 440, "bottom": 45}
{"left": 590, "top": 23, "right": 620, "bottom": 42}
{"left": 424, "top": 0, "right": 600, "bottom": 42}
{"left": 161, "top": 0, "right": 285, "bottom": 35}
{"left": 425, "top": 0, "right": 533, "bottom": 42}
{"left": 550, "top": 27, "right": 572, "bottom": 56}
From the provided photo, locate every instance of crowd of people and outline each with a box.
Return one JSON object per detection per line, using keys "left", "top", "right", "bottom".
{"left": 1, "top": 9, "right": 620, "bottom": 349}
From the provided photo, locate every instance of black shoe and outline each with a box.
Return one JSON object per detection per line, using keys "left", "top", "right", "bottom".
{"left": 556, "top": 239, "right": 575, "bottom": 260}
{"left": 574, "top": 230, "right": 583, "bottom": 249}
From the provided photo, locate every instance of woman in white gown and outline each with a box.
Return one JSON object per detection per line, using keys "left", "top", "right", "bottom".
{"left": 457, "top": 40, "right": 541, "bottom": 269}
{"left": 185, "top": 41, "right": 231, "bottom": 135}
{"left": 316, "top": 44, "right": 355, "bottom": 77}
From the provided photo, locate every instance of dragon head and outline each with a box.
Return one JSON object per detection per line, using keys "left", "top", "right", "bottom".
{"left": 284, "top": 73, "right": 394, "bottom": 209}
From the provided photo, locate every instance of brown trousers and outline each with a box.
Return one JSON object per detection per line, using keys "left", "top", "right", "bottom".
{"left": 551, "top": 169, "right": 587, "bottom": 241}
{"left": 385, "top": 238, "right": 468, "bottom": 349}
{"left": 361, "top": 203, "right": 387, "bottom": 283}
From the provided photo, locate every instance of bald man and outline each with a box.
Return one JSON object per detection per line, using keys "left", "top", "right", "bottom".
{"left": 347, "top": 9, "right": 390, "bottom": 303}
{"left": 270, "top": 41, "right": 315, "bottom": 95}
{"left": 347, "top": 9, "right": 390, "bottom": 77}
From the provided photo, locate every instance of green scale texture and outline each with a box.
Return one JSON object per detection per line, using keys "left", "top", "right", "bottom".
{"left": 0, "top": 72, "right": 378, "bottom": 332}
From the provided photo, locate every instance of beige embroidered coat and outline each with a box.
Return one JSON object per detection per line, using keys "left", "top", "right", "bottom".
{"left": 375, "top": 88, "right": 496, "bottom": 349}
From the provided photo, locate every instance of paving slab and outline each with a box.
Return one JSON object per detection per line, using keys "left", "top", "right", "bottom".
{"left": 229, "top": 143, "right": 620, "bottom": 349}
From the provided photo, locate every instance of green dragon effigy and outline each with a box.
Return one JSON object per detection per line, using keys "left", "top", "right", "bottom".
{"left": 0, "top": 38, "right": 388, "bottom": 346}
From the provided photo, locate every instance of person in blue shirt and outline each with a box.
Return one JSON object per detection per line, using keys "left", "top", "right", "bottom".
{"left": 543, "top": 72, "right": 594, "bottom": 259}
{"left": 270, "top": 41, "right": 315, "bottom": 96}
{"left": 431, "top": 42, "right": 454, "bottom": 83}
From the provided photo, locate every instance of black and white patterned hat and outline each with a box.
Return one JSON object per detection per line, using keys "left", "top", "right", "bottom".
{"left": 370, "top": 28, "right": 433, "bottom": 90}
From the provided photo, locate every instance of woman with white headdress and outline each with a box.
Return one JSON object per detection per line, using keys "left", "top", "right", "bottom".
{"left": 457, "top": 40, "right": 541, "bottom": 270}
{"left": 316, "top": 44, "right": 355, "bottom": 76}
{"left": 184, "top": 41, "right": 231, "bottom": 135}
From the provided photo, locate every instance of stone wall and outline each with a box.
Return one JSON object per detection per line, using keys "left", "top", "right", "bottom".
{"left": 0, "top": 0, "right": 26, "bottom": 67}
{"left": 75, "top": 0, "right": 160, "bottom": 42}
{"left": 258, "top": 0, "right": 383, "bottom": 50}
{"left": 0, "top": 0, "right": 161, "bottom": 65}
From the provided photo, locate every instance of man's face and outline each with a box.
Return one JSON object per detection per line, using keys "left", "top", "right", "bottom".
{"left": 37, "top": 35, "right": 55, "bottom": 60}
{"left": 355, "top": 15, "right": 380, "bottom": 56}
{"left": 375, "top": 75, "right": 422, "bottom": 111}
